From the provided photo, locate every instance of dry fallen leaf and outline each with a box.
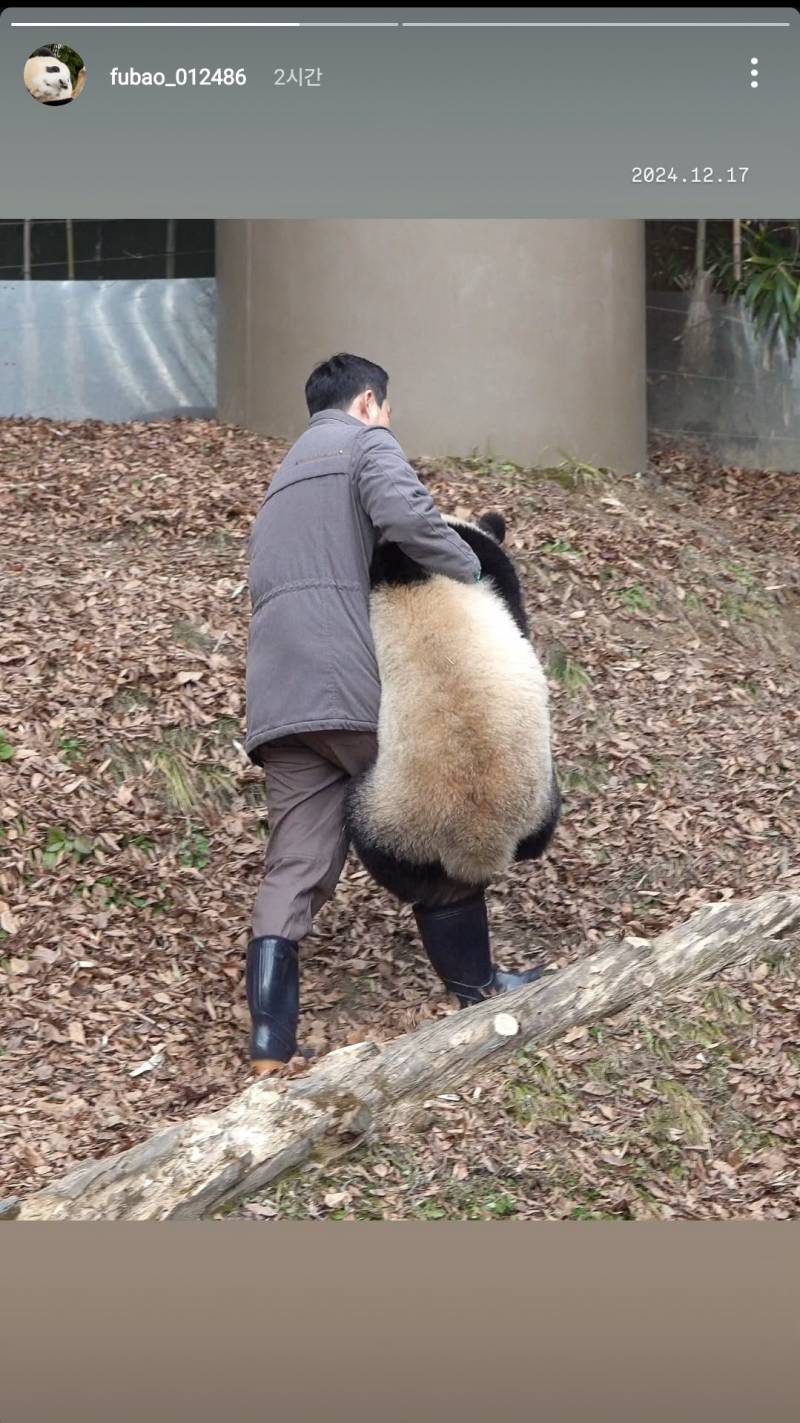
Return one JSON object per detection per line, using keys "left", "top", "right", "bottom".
{"left": 323, "top": 1191, "right": 348, "bottom": 1209}
{"left": 129, "top": 1051, "right": 165, "bottom": 1078}
{"left": 0, "top": 902, "right": 20, "bottom": 935}
{"left": 563, "top": 1026, "right": 589, "bottom": 1044}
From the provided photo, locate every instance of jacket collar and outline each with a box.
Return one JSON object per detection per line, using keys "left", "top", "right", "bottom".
{"left": 309, "top": 409, "right": 366, "bottom": 429}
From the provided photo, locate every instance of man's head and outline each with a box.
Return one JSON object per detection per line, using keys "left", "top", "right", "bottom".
{"left": 305, "top": 353, "right": 391, "bottom": 428}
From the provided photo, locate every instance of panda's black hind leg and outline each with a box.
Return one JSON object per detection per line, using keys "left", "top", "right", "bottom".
{"left": 346, "top": 826, "right": 452, "bottom": 904}
{"left": 514, "top": 774, "right": 562, "bottom": 863}
{"left": 413, "top": 891, "right": 544, "bottom": 1008}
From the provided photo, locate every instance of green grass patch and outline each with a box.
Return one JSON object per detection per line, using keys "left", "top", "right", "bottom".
{"left": 78, "top": 882, "right": 174, "bottom": 915}
{"left": 58, "top": 735, "right": 85, "bottom": 767}
{"left": 150, "top": 747, "right": 196, "bottom": 812}
{"left": 549, "top": 647, "right": 591, "bottom": 693}
{"left": 568, "top": 1207, "right": 621, "bottom": 1221}
{"left": 210, "top": 716, "right": 244, "bottom": 742}
{"left": 456, "top": 455, "right": 523, "bottom": 479}
{"left": 179, "top": 828, "right": 212, "bottom": 870}
{"left": 639, "top": 1027, "right": 681, "bottom": 1063}
{"left": 110, "top": 687, "right": 152, "bottom": 713}
{"left": 646, "top": 1082, "right": 711, "bottom": 1150}
{"left": 554, "top": 453, "right": 614, "bottom": 490}
{"left": 560, "top": 761, "right": 607, "bottom": 795}
{"left": 541, "top": 539, "right": 582, "bottom": 557}
{"left": 107, "top": 729, "right": 239, "bottom": 814}
{"left": 723, "top": 562, "right": 757, "bottom": 590}
{"left": 506, "top": 1054, "right": 580, "bottom": 1126}
{"left": 125, "top": 834, "right": 157, "bottom": 855}
{"left": 613, "top": 584, "right": 656, "bottom": 613}
{"left": 702, "top": 986, "right": 753, "bottom": 1026}
{"left": 171, "top": 620, "right": 217, "bottom": 652}
{"left": 40, "top": 827, "right": 95, "bottom": 870}
{"left": 584, "top": 1049, "right": 626, "bottom": 1086}
{"left": 721, "top": 594, "right": 754, "bottom": 623}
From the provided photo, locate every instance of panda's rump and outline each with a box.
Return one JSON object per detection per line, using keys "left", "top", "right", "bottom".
{"left": 364, "top": 577, "right": 553, "bottom": 882}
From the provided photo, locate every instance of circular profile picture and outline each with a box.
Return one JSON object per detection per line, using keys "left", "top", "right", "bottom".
{"left": 23, "top": 43, "right": 86, "bottom": 106}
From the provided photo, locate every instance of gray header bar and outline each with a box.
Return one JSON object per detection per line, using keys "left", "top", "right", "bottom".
{"left": 3, "top": 7, "right": 797, "bottom": 217}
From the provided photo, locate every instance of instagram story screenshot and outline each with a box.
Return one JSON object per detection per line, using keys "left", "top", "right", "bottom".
{"left": 0, "top": 6, "right": 799, "bottom": 1420}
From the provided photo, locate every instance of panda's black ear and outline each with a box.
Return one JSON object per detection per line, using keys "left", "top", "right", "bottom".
{"left": 477, "top": 511, "right": 506, "bottom": 545}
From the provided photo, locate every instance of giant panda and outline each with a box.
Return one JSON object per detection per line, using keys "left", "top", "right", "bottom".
{"left": 23, "top": 52, "right": 74, "bottom": 104}
{"left": 344, "top": 510, "right": 561, "bottom": 904}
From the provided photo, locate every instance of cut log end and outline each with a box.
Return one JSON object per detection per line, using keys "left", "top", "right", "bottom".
{"left": 493, "top": 1012, "right": 520, "bottom": 1038}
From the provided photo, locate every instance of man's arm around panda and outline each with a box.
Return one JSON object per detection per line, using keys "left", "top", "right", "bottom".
{"left": 352, "top": 425, "right": 482, "bottom": 583}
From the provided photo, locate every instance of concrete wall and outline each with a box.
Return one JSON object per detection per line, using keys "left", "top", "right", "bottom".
{"left": 217, "top": 220, "right": 647, "bottom": 473}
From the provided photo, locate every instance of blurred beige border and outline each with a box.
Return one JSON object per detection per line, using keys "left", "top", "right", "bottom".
{"left": 1, "top": 1225, "right": 797, "bottom": 1422}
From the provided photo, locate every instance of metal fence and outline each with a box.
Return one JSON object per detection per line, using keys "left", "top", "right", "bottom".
{"left": 0, "top": 219, "right": 214, "bottom": 282}
{"left": 0, "top": 277, "right": 216, "bottom": 422}
{"left": 646, "top": 291, "right": 800, "bottom": 472}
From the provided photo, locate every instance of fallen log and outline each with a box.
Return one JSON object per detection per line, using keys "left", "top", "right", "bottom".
{"left": 2, "top": 890, "right": 798, "bottom": 1221}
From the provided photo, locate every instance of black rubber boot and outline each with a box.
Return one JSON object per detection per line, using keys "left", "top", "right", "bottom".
{"left": 413, "top": 892, "right": 544, "bottom": 1008}
{"left": 246, "top": 936, "right": 299, "bottom": 1072}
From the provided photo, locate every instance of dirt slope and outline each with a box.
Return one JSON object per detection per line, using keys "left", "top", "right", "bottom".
{"left": 1, "top": 420, "right": 798, "bottom": 1216}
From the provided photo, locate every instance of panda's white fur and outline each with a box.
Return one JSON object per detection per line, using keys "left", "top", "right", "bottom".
{"left": 348, "top": 517, "right": 556, "bottom": 886}
{"left": 24, "top": 56, "right": 73, "bottom": 102}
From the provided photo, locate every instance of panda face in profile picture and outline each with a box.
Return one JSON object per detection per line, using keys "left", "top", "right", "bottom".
{"left": 24, "top": 55, "right": 73, "bottom": 102}
{"left": 23, "top": 47, "right": 86, "bottom": 105}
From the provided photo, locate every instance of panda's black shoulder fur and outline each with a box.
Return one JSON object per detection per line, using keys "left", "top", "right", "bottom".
{"left": 369, "top": 511, "right": 529, "bottom": 637}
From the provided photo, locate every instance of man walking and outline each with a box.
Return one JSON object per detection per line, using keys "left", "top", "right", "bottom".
{"left": 244, "top": 353, "right": 540, "bottom": 1071}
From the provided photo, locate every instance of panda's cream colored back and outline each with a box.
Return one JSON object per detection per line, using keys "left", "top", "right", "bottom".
{"left": 365, "top": 572, "right": 554, "bottom": 883}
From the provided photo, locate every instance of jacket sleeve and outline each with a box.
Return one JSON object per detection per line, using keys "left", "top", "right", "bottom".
{"left": 351, "top": 427, "right": 481, "bottom": 583}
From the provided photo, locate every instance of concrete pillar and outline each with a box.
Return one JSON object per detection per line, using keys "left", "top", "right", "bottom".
{"left": 217, "top": 220, "right": 647, "bottom": 473}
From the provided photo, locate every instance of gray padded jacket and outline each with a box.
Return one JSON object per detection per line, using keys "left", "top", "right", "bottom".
{"left": 244, "top": 408, "right": 481, "bottom": 761}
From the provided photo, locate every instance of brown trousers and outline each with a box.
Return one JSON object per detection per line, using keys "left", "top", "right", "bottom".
{"left": 251, "top": 730, "right": 474, "bottom": 943}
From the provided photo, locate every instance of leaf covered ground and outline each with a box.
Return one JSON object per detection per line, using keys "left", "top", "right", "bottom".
{"left": 1, "top": 419, "right": 798, "bottom": 1217}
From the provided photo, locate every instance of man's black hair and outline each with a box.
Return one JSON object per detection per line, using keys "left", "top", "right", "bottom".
{"left": 305, "top": 353, "right": 389, "bottom": 417}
